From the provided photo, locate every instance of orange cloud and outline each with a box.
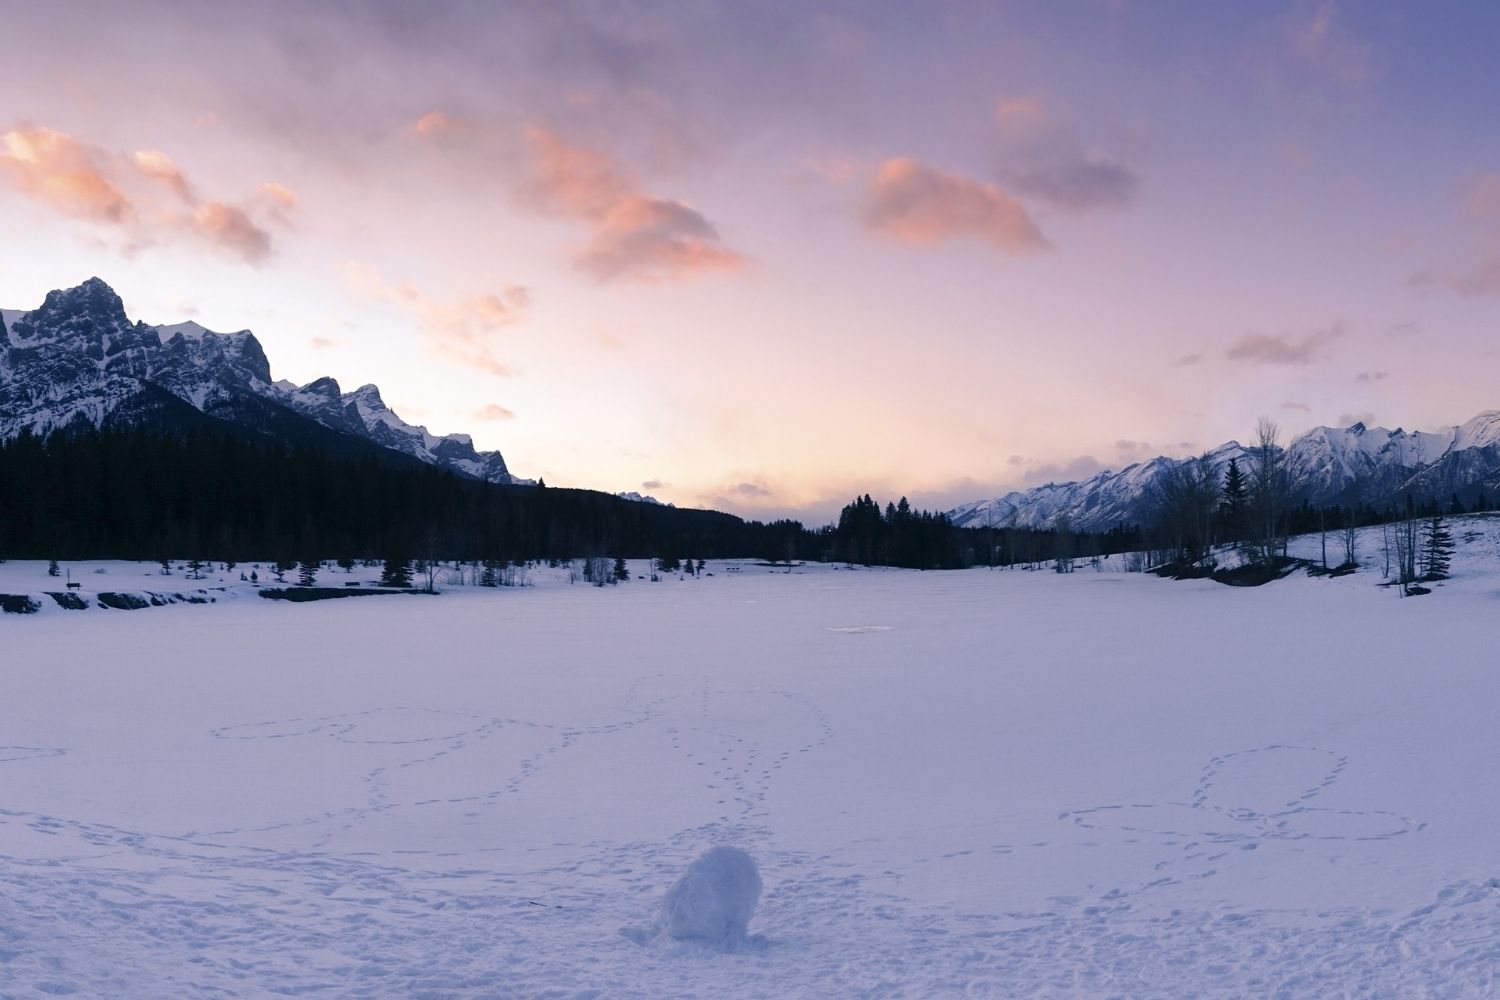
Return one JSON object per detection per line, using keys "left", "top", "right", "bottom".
{"left": 413, "top": 111, "right": 455, "bottom": 137}
{"left": 861, "top": 158, "right": 1048, "bottom": 253}
{"left": 520, "top": 126, "right": 744, "bottom": 283}
{"left": 1, "top": 126, "right": 133, "bottom": 223}
{"left": 132, "top": 149, "right": 194, "bottom": 202}
{"left": 258, "top": 181, "right": 297, "bottom": 209}
{"left": 475, "top": 403, "right": 516, "bottom": 420}
{"left": 1, "top": 124, "right": 285, "bottom": 266}
{"left": 345, "top": 260, "right": 529, "bottom": 376}
{"left": 190, "top": 202, "right": 272, "bottom": 265}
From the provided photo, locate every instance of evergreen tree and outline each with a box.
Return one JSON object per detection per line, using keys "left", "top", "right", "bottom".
{"left": 1218, "top": 456, "right": 1248, "bottom": 542}
{"left": 614, "top": 556, "right": 629, "bottom": 581}
{"left": 298, "top": 560, "right": 318, "bottom": 587}
{"left": 273, "top": 557, "right": 296, "bottom": 583}
{"left": 480, "top": 559, "right": 499, "bottom": 587}
{"left": 380, "top": 556, "right": 413, "bottom": 588}
{"left": 1421, "top": 513, "right": 1454, "bottom": 581}
{"left": 47, "top": 559, "right": 59, "bottom": 577}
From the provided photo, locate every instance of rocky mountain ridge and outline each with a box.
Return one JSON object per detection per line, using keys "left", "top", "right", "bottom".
{"left": 0, "top": 278, "right": 514, "bottom": 483}
{"left": 949, "top": 414, "right": 1500, "bottom": 532}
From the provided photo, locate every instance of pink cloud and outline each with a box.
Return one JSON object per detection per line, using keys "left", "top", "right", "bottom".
{"left": 520, "top": 126, "right": 744, "bottom": 283}
{"left": 475, "top": 403, "right": 516, "bottom": 420}
{"left": 1, "top": 123, "right": 284, "bottom": 266}
{"left": 994, "top": 96, "right": 1050, "bottom": 135}
{"left": 861, "top": 158, "right": 1048, "bottom": 253}
{"left": 190, "top": 202, "right": 272, "bottom": 265}
{"left": 345, "top": 260, "right": 529, "bottom": 376}
{"left": 258, "top": 181, "right": 297, "bottom": 209}
{"left": 132, "top": 149, "right": 194, "bottom": 202}
{"left": 0, "top": 126, "right": 133, "bottom": 223}
{"left": 412, "top": 111, "right": 455, "bottom": 137}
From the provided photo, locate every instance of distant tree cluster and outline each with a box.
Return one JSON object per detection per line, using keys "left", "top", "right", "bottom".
{"left": 1141, "top": 417, "right": 1487, "bottom": 591}
{"left": 832, "top": 495, "right": 961, "bottom": 569}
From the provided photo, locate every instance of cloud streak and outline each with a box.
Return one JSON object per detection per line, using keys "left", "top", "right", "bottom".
{"left": 1007, "top": 156, "right": 1138, "bottom": 214}
{"left": 519, "top": 126, "right": 744, "bottom": 282}
{"left": 991, "top": 96, "right": 1141, "bottom": 215}
{"left": 1286, "top": 0, "right": 1373, "bottom": 86}
{"left": 861, "top": 158, "right": 1048, "bottom": 252}
{"left": 1225, "top": 322, "right": 1343, "bottom": 365}
{"left": 345, "top": 260, "right": 530, "bottom": 376}
{"left": 1410, "top": 259, "right": 1500, "bottom": 297}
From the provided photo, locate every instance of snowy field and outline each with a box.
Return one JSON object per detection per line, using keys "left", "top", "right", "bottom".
{"left": 4, "top": 519, "right": 1500, "bottom": 997}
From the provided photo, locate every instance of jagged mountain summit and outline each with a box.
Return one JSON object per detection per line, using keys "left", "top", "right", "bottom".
{"left": 0, "top": 278, "right": 515, "bottom": 483}
{"left": 949, "top": 414, "right": 1500, "bottom": 533}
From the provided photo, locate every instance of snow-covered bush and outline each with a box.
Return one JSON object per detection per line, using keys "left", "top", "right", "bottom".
{"left": 659, "top": 846, "right": 761, "bottom": 948}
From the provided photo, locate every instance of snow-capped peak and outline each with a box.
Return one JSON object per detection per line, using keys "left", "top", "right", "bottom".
{"left": 951, "top": 410, "right": 1500, "bottom": 532}
{"left": 1, "top": 278, "right": 516, "bottom": 485}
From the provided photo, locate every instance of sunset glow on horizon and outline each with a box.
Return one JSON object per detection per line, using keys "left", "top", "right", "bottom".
{"left": 3, "top": 1, "right": 1498, "bottom": 522}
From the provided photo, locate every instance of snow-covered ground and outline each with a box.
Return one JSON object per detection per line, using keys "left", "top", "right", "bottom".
{"left": 3, "top": 521, "right": 1500, "bottom": 996}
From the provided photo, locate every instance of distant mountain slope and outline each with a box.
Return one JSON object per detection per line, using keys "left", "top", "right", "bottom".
{"left": 0, "top": 278, "right": 515, "bottom": 483}
{"left": 950, "top": 416, "right": 1500, "bottom": 532}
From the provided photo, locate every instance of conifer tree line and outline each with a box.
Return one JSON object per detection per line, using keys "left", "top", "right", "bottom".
{"left": 0, "top": 428, "right": 1142, "bottom": 571}
{"left": 3, "top": 425, "right": 1484, "bottom": 573}
{"left": 0, "top": 430, "right": 768, "bottom": 565}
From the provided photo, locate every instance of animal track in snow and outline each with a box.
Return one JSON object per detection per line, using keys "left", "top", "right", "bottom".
{"left": 1061, "top": 745, "right": 1423, "bottom": 844}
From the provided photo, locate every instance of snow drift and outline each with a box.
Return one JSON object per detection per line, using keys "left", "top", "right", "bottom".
{"left": 659, "top": 847, "right": 762, "bottom": 949}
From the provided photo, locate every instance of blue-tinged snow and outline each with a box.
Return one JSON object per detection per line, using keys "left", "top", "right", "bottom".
{"left": 4, "top": 524, "right": 1500, "bottom": 996}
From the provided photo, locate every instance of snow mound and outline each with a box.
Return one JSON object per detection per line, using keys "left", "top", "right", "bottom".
{"left": 659, "top": 847, "right": 762, "bottom": 949}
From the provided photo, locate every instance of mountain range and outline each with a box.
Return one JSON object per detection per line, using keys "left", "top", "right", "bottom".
{"left": 0, "top": 278, "right": 515, "bottom": 483}
{"left": 948, "top": 413, "right": 1500, "bottom": 532}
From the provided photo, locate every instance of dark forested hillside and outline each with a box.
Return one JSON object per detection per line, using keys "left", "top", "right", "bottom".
{"left": 0, "top": 430, "right": 769, "bottom": 564}
{"left": 0, "top": 429, "right": 1147, "bottom": 569}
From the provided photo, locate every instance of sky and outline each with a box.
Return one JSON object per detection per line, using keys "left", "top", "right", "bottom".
{"left": 1, "top": 1, "right": 1498, "bottom": 523}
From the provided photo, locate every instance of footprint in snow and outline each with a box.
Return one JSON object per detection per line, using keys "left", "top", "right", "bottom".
{"left": 1061, "top": 745, "right": 1422, "bottom": 844}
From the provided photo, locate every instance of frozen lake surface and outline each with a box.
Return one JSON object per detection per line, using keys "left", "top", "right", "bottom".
{"left": 3, "top": 527, "right": 1500, "bottom": 996}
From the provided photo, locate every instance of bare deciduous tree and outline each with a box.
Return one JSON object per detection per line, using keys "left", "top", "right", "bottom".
{"left": 1250, "top": 418, "right": 1287, "bottom": 562}
{"left": 1340, "top": 510, "right": 1359, "bottom": 568}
